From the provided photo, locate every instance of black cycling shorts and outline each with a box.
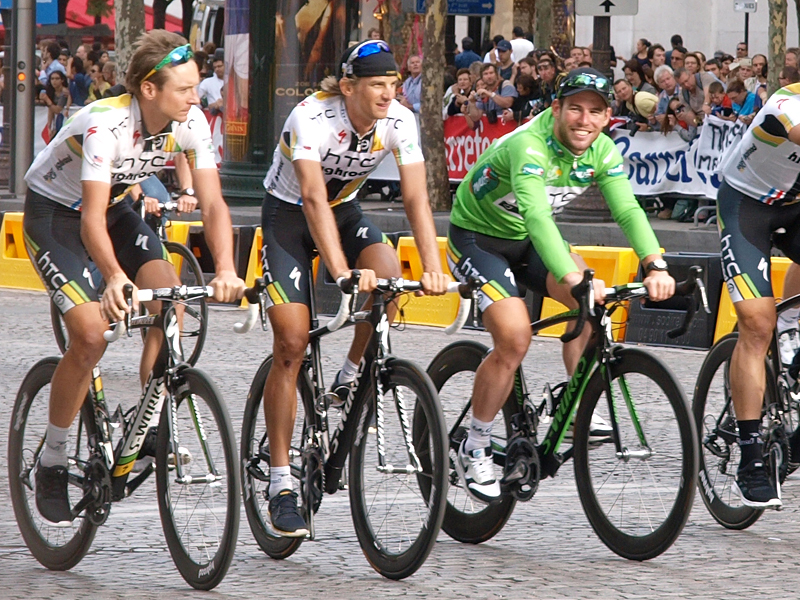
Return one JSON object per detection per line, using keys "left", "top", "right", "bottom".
{"left": 717, "top": 180, "right": 800, "bottom": 302}
{"left": 260, "top": 194, "right": 388, "bottom": 308}
{"left": 447, "top": 223, "right": 554, "bottom": 313}
{"left": 23, "top": 189, "right": 167, "bottom": 315}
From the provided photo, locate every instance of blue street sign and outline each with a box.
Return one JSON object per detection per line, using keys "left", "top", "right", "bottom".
{"left": 0, "top": 0, "right": 59, "bottom": 25}
{"left": 415, "top": 0, "right": 495, "bottom": 15}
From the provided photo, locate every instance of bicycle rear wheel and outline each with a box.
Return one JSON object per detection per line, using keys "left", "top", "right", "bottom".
{"left": 573, "top": 348, "right": 698, "bottom": 560}
{"left": 240, "top": 356, "right": 315, "bottom": 560}
{"left": 693, "top": 334, "right": 766, "bottom": 529}
{"left": 349, "top": 358, "right": 448, "bottom": 580}
{"left": 427, "top": 340, "right": 517, "bottom": 544}
{"left": 156, "top": 368, "right": 239, "bottom": 590}
{"left": 139, "top": 241, "right": 207, "bottom": 366}
{"left": 8, "top": 357, "right": 99, "bottom": 570}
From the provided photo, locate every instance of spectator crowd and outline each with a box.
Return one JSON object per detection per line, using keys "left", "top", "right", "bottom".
{"left": 13, "top": 37, "right": 226, "bottom": 139}
{"left": 393, "top": 29, "right": 800, "bottom": 218}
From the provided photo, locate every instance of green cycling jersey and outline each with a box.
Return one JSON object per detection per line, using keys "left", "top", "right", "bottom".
{"left": 450, "top": 108, "right": 661, "bottom": 282}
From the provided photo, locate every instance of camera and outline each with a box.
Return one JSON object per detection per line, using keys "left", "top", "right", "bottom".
{"left": 625, "top": 114, "right": 649, "bottom": 137}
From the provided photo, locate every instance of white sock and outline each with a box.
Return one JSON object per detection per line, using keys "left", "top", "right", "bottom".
{"left": 778, "top": 308, "right": 800, "bottom": 334}
{"left": 40, "top": 423, "right": 70, "bottom": 468}
{"left": 338, "top": 357, "right": 360, "bottom": 384}
{"left": 269, "top": 465, "right": 292, "bottom": 499}
{"left": 465, "top": 416, "right": 493, "bottom": 453}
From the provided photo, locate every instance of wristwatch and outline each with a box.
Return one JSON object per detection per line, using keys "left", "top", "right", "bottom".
{"left": 179, "top": 187, "right": 195, "bottom": 197}
{"left": 644, "top": 258, "right": 669, "bottom": 274}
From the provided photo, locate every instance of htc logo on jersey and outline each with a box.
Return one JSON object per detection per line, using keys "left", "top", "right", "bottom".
{"left": 320, "top": 148, "right": 378, "bottom": 168}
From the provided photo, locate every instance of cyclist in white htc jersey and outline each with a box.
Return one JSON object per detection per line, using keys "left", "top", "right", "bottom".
{"left": 258, "top": 40, "right": 450, "bottom": 537}
{"left": 717, "top": 82, "right": 800, "bottom": 508}
{"left": 23, "top": 31, "right": 245, "bottom": 525}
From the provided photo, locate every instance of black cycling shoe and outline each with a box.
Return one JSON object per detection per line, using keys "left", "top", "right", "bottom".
{"left": 733, "top": 459, "right": 782, "bottom": 509}
{"left": 268, "top": 490, "right": 309, "bottom": 537}
{"left": 35, "top": 463, "right": 74, "bottom": 525}
{"left": 330, "top": 370, "right": 355, "bottom": 409}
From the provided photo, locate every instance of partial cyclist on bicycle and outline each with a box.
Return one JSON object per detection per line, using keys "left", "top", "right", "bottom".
{"left": 22, "top": 30, "right": 245, "bottom": 525}
{"left": 446, "top": 67, "right": 675, "bottom": 503}
{"left": 715, "top": 80, "right": 800, "bottom": 509}
{"left": 259, "top": 39, "right": 450, "bottom": 536}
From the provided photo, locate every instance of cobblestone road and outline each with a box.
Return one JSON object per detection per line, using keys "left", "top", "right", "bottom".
{"left": 1, "top": 288, "right": 798, "bottom": 599}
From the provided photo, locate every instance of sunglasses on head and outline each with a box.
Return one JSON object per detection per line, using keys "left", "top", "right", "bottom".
{"left": 341, "top": 40, "right": 391, "bottom": 77}
{"left": 558, "top": 72, "right": 612, "bottom": 100}
{"left": 142, "top": 44, "right": 194, "bottom": 82}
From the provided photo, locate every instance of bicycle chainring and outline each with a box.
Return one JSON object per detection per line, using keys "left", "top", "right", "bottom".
{"left": 83, "top": 455, "right": 112, "bottom": 526}
{"left": 301, "top": 446, "right": 324, "bottom": 515}
{"left": 501, "top": 435, "right": 540, "bottom": 502}
{"left": 766, "top": 424, "right": 791, "bottom": 484}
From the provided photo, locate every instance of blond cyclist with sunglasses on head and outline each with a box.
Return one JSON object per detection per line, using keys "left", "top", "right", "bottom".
{"left": 22, "top": 31, "right": 245, "bottom": 525}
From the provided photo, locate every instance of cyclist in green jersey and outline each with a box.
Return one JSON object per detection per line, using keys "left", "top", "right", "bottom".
{"left": 447, "top": 68, "right": 676, "bottom": 503}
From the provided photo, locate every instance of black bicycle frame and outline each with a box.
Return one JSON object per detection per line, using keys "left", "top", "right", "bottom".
{"left": 81, "top": 297, "right": 202, "bottom": 504}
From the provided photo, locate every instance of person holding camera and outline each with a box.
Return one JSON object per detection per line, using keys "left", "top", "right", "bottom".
{"left": 465, "top": 63, "right": 517, "bottom": 124}
{"left": 613, "top": 78, "right": 657, "bottom": 135}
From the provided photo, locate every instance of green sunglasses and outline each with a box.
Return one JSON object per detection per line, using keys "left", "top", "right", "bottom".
{"left": 142, "top": 44, "right": 194, "bottom": 82}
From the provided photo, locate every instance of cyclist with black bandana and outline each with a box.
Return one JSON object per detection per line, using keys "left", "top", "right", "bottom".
{"left": 23, "top": 31, "right": 245, "bottom": 525}
{"left": 259, "top": 40, "right": 450, "bottom": 537}
{"left": 446, "top": 68, "right": 675, "bottom": 504}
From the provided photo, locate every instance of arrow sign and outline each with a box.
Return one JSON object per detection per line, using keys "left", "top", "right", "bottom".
{"left": 575, "top": 0, "right": 637, "bottom": 15}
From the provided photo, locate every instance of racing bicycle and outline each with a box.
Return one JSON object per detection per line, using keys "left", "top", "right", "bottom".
{"left": 427, "top": 268, "right": 706, "bottom": 560}
{"left": 9, "top": 284, "right": 238, "bottom": 590}
{"left": 237, "top": 270, "right": 471, "bottom": 579}
{"left": 693, "top": 293, "right": 800, "bottom": 529}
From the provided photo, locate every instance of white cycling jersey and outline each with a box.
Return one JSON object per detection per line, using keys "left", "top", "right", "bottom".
{"left": 721, "top": 83, "right": 800, "bottom": 205}
{"left": 25, "top": 94, "right": 216, "bottom": 210}
{"left": 263, "top": 91, "right": 424, "bottom": 206}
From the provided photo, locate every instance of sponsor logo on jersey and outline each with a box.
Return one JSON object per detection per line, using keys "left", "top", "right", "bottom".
{"left": 471, "top": 165, "right": 499, "bottom": 200}
{"left": 606, "top": 164, "right": 625, "bottom": 177}
{"left": 521, "top": 163, "right": 544, "bottom": 177}
{"left": 570, "top": 165, "right": 595, "bottom": 182}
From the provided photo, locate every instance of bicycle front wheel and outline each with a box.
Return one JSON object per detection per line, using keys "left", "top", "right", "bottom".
{"left": 349, "top": 358, "right": 448, "bottom": 580}
{"left": 156, "top": 368, "right": 239, "bottom": 590}
{"left": 8, "top": 357, "right": 99, "bottom": 570}
{"left": 693, "top": 333, "right": 767, "bottom": 529}
{"left": 427, "top": 340, "right": 517, "bottom": 544}
{"left": 573, "top": 348, "right": 698, "bottom": 561}
{"left": 140, "top": 241, "right": 208, "bottom": 366}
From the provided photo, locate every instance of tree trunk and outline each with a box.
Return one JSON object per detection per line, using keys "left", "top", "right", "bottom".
{"left": 152, "top": 0, "right": 170, "bottom": 30}
{"left": 421, "top": 0, "right": 450, "bottom": 211}
{"left": 535, "top": 0, "right": 553, "bottom": 54}
{"left": 769, "top": 0, "right": 787, "bottom": 95}
{"left": 114, "top": 0, "right": 145, "bottom": 78}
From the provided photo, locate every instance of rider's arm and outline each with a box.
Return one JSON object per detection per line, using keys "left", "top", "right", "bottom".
{"left": 398, "top": 162, "right": 449, "bottom": 294}
{"left": 595, "top": 153, "right": 674, "bottom": 300}
{"left": 172, "top": 153, "right": 196, "bottom": 213}
{"left": 191, "top": 168, "right": 243, "bottom": 302}
{"left": 595, "top": 158, "right": 661, "bottom": 260}
{"left": 177, "top": 108, "right": 243, "bottom": 301}
{"left": 294, "top": 159, "right": 350, "bottom": 279}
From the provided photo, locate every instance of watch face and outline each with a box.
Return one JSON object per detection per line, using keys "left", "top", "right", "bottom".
{"left": 648, "top": 259, "right": 668, "bottom": 271}
{"left": 185, "top": 188, "right": 195, "bottom": 196}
